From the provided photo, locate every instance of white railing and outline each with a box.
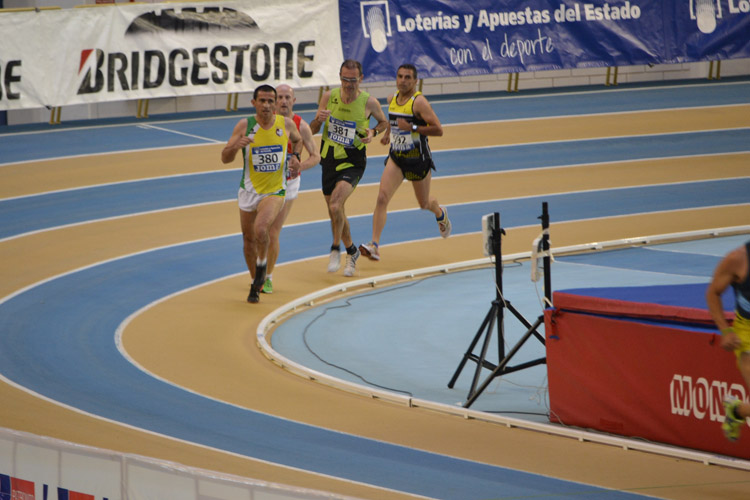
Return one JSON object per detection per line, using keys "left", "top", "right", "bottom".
{"left": 0, "top": 427, "right": 360, "bottom": 500}
{"left": 257, "top": 225, "right": 750, "bottom": 471}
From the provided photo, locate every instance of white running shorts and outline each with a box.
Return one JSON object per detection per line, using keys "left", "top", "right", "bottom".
{"left": 238, "top": 187, "right": 283, "bottom": 212}
{"left": 286, "top": 175, "right": 301, "bottom": 201}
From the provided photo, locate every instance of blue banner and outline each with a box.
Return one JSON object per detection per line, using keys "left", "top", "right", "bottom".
{"left": 666, "top": 0, "right": 750, "bottom": 61}
{"left": 340, "top": 0, "right": 750, "bottom": 81}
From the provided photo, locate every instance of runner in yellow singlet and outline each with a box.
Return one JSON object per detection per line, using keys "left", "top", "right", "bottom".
{"left": 221, "top": 84, "right": 302, "bottom": 304}
{"left": 707, "top": 240, "right": 750, "bottom": 440}
{"left": 309, "top": 59, "right": 388, "bottom": 277}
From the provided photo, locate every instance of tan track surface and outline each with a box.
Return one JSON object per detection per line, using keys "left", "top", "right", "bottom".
{"left": 1, "top": 105, "right": 749, "bottom": 499}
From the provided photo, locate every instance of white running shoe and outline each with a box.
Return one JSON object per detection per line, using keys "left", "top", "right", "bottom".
{"left": 359, "top": 242, "right": 380, "bottom": 261}
{"left": 328, "top": 248, "right": 341, "bottom": 273}
{"left": 343, "top": 248, "right": 360, "bottom": 277}
{"left": 438, "top": 206, "right": 452, "bottom": 238}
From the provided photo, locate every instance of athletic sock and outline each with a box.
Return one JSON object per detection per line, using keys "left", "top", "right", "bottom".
{"left": 331, "top": 244, "right": 341, "bottom": 252}
{"left": 436, "top": 209, "right": 445, "bottom": 221}
{"left": 254, "top": 260, "right": 267, "bottom": 282}
{"left": 346, "top": 244, "right": 357, "bottom": 255}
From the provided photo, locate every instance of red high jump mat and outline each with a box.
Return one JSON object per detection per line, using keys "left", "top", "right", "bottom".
{"left": 545, "top": 283, "right": 749, "bottom": 460}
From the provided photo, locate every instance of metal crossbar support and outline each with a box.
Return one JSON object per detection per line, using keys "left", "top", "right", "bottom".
{"left": 507, "top": 72, "right": 519, "bottom": 92}
{"left": 708, "top": 60, "right": 722, "bottom": 80}
{"left": 226, "top": 93, "right": 239, "bottom": 112}
{"left": 606, "top": 66, "right": 619, "bottom": 86}
{"left": 49, "top": 107, "right": 61, "bottom": 125}
{"left": 539, "top": 201, "right": 552, "bottom": 306}
{"left": 136, "top": 99, "right": 150, "bottom": 119}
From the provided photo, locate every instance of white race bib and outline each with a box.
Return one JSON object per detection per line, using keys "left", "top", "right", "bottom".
{"left": 327, "top": 116, "right": 357, "bottom": 146}
{"left": 252, "top": 144, "right": 283, "bottom": 173}
{"left": 390, "top": 128, "right": 415, "bottom": 152}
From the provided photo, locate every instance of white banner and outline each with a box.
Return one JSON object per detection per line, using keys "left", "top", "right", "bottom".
{"left": 0, "top": 0, "right": 343, "bottom": 110}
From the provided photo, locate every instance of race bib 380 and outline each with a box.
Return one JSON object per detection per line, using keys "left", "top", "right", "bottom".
{"left": 252, "top": 144, "right": 283, "bottom": 172}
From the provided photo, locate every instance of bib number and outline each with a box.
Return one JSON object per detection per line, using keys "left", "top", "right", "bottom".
{"left": 390, "top": 129, "right": 415, "bottom": 152}
{"left": 327, "top": 116, "right": 357, "bottom": 146}
{"left": 252, "top": 144, "right": 283, "bottom": 172}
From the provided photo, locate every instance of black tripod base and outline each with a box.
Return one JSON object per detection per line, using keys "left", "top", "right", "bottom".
{"left": 447, "top": 300, "right": 503, "bottom": 391}
{"left": 448, "top": 300, "right": 546, "bottom": 409}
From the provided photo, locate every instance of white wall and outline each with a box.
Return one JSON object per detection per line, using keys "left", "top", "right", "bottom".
{"left": 0, "top": 427, "right": 358, "bottom": 500}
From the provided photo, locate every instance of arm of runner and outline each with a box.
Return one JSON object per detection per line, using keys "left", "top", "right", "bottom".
{"left": 285, "top": 116, "right": 304, "bottom": 178}
{"left": 411, "top": 95, "right": 443, "bottom": 137}
{"left": 297, "top": 119, "right": 321, "bottom": 172}
{"left": 309, "top": 91, "right": 331, "bottom": 135}
{"left": 706, "top": 248, "right": 741, "bottom": 350}
{"left": 221, "top": 118, "right": 251, "bottom": 164}
{"left": 362, "top": 95, "right": 388, "bottom": 144}
{"left": 380, "top": 93, "right": 393, "bottom": 146}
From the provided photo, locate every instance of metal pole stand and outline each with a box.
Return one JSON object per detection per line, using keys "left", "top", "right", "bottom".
{"left": 447, "top": 203, "right": 551, "bottom": 408}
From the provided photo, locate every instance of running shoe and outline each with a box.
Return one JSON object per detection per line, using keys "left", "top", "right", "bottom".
{"left": 722, "top": 395, "right": 744, "bottom": 442}
{"left": 247, "top": 285, "right": 260, "bottom": 304}
{"left": 359, "top": 241, "right": 380, "bottom": 261}
{"left": 343, "top": 248, "right": 360, "bottom": 277}
{"left": 261, "top": 277, "right": 273, "bottom": 294}
{"left": 328, "top": 248, "right": 341, "bottom": 273}
{"left": 438, "top": 206, "right": 452, "bottom": 238}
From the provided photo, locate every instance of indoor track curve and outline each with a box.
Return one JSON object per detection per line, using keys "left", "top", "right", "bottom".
{"left": 1, "top": 79, "right": 750, "bottom": 499}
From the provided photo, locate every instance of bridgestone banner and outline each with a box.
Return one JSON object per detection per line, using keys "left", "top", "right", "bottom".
{"left": 0, "top": 0, "right": 343, "bottom": 110}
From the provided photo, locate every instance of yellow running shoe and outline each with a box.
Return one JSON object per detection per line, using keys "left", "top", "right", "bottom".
{"left": 722, "top": 395, "right": 743, "bottom": 442}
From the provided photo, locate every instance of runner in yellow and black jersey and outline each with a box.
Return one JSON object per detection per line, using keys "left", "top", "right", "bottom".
{"left": 359, "top": 63, "right": 452, "bottom": 263}
{"left": 707, "top": 240, "right": 750, "bottom": 441}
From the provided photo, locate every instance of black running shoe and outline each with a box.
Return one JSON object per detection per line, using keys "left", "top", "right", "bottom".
{"left": 247, "top": 285, "right": 260, "bottom": 304}
{"left": 253, "top": 263, "right": 267, "bottom": 289}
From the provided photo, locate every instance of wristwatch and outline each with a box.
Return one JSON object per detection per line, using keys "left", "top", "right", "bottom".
{"left": 411, "top": 124, "right": 418, "bottom": 132}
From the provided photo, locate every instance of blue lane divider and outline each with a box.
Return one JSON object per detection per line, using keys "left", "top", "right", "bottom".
{"left": 1, "top": 129, "right": 748, "bottom": 240}
{"left": 1, "top": 80, "right": 747, "bottom": 164}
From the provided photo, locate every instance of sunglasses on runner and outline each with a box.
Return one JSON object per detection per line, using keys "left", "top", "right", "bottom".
{"left": 340, "top": 76, "right": 359, "bottom": 83}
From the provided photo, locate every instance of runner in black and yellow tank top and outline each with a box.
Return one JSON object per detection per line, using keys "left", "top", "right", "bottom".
{"left": 707, "top": 240, "right": 750, "bottom": 441}
{"left": 359, "top": 64, "right": 452, "bottom": 263}
{"left": 387, "top": 89, "right": 433, "bottom": 178}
